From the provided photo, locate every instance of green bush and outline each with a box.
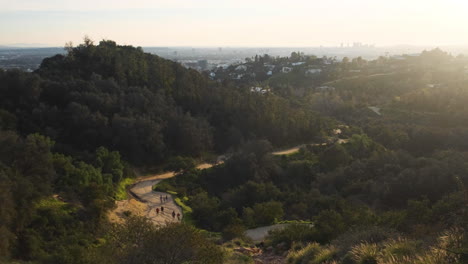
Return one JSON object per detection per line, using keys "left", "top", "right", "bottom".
{"left": 243, "top": 201, "right": 284, "bottom": 227}
{"left": 266, "top": 224, "right": 316, "bottom": 248}
{"left": 287, "top": 242, "right": 322, "bottom": 264}
{"left": 222, "top": 224, "right": 246, "bottom": 241}
{"left": 114, "top": 178, "right": 134, "bottom": 200}
{"left": 287, "top": 243, "right": 337, "bottom": 264}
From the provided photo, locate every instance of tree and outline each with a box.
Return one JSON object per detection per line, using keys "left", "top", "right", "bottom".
{"left": 243, "top": 201, "right": 284, "bottom": 227}
{"left": 320, "top": 143, "right": 351, "bottom": 170}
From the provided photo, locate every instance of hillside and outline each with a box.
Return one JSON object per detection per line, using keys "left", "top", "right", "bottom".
{"left": 2, "top": 41, "right": 468, "bottom": 264}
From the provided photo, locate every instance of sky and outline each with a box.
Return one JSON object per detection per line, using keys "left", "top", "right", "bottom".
{"left": 1, "top": 0, "right": 468, "bottom": 47}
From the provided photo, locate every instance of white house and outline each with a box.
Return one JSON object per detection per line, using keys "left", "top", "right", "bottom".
{"left": 306, "top": 69, "right": 322, "bottom": 75}
{"left": 250, "top": 86, "right": 271, "bottom": 94}
{"left": 282, "top": 67, "right": 293, "bottom": 73}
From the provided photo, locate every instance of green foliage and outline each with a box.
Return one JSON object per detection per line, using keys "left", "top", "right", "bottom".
{"left": 287, "top": 242, "right": 322, "bottom": 264}
{"left": 95, "top": 217, "right": 225, "bottom": 264}
{"left": 287, "top": 243, "right": 337, "bottom": 264}
{"left": 95, "top": 147, "right": 124, "bottom": 183}
{"left": 243, "top": 201, "right": 284, "bottom": 227}
{"left": 165, "top": 156, "right": 196, "bottom": 172}
{"left": 189, "top": 191, "right": 221, "bottom": 229}
{"left": 313, "top": 210, "right": 346, "bottom": 243}
{"left": 350, "top": 243, "right": 379, "bottom": 264}
{"left": 222, "top": 224, "right": 247, "bottom": 241}
{"left": 114, "top": 178, "right": 134, "bottom": 201}
{"left": 0, "top": 129, "right": 129, "bottom": 263}
{"left": 266, "top": 224, "right": 316, "bottom": 248}
{"left": 319, "top": 143, "right": 351, "bottom": 170}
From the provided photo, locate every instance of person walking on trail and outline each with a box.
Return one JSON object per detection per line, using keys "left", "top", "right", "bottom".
{"left": 161, "top": 206, "right": 164, "bottom": 214}
{"left": 172, "top": 211, "right": 176, "bottom": 219}
{"left": 156, "top": 208, "right": 159, "bottom": 215}
{"left": 166, "top": 195, "right": 169, "bottom": 201}
{"left": 177, "top": 213, "right": 180, "bottom": 220}
{"left": 160, "top": 195, "right": 163, "bottom": 203}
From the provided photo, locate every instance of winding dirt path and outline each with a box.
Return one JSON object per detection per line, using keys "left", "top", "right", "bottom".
{"left": 108, "top": 164, "right": 211, "bottom": 226}
{"left": 108, "top": 143, "right": 328, "bottom": 226}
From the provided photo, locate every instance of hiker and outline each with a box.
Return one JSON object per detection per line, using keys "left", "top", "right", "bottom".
{"left": 160, "top": 195, "right": 163, "bottom": 203}
{"left": 156, "top": 208, "right": 159, "bottom": 214}
{"left": 172, "top": 211, "right": 175, "bottom": 219}
{"left": 166, "top": 195, "right": 169, "bottom": 201}
{"left": 177, "top": 213, "right": 180, "bottom": 220}
{"left": 161, "top": 206, "right": 164, "bottom": 213}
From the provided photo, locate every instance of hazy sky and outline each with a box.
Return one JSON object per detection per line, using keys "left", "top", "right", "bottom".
{"left": 2, "top": 0, "right": 468, "bottom": 47}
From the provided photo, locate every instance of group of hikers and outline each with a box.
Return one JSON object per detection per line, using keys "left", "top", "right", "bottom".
{"left": 155, "top": 194, "right": 181, "bottom": 221}
{"left": 155, "top": 206, "right": 181, "bottom": 220}
{"left": 159, "top": 194, "right": 169, "bottom": 203}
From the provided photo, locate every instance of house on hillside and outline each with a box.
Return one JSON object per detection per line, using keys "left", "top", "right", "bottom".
{"left": 250, "top": 86, "right": 270, "bottom": 94}
{"left": 233, "top": 73, "right": 244, "bottom": 80}
{"left": 235, "top": 65, "right": 248, "bottom": 71}
{"left": 292, "top": 62, "right": 306, "bottom": 66}
{"left": 368, "top": 106, "right": 382, "bottom": 116}
{"left": 306, "top": 68, "right": 322, "bottom": 75}
{"left": 282, "top": 67, "right": 293, "bottom": 73}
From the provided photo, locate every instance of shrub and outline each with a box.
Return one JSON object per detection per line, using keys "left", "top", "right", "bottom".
{"left": 266, "top": 224, "right": 316, "bottom": 248}
{"left": 287, "top": 242, "right": 322, "bottom": 264}
{"left": 380, "top": 238, "right": 420, "bottom": 261}
{"left": 222, "top": 224, "right": 246, "bottom": 241}
{"left": 350, "top": 243, "right": 379, "bottom": 264}
{"left": 287, "top": 243, "right": 337, "bottom": 264}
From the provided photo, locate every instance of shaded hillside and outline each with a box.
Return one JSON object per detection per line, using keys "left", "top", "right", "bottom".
{"left": 0, "top": 40, "right": 329, "bottom": 164}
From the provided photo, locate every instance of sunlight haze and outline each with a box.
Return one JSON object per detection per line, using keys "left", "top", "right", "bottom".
{"left": 1, "top": 0, "right": 468, "bottom": 47}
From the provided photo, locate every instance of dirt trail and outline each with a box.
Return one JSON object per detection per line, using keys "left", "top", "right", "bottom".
{"left": 272, "top": 145, "right": 305, "bottom": 156}
{"left": 108, "top": 145, "right": 303, "bottom": 225}
{"left": 108, "top": 163, "right": 212, "bottom": 226}
{"left": 245, "top": 224, "right": 289, "bottom": 242}
{"left": 108, "top": 145, "right": 321, "bottom": 226}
